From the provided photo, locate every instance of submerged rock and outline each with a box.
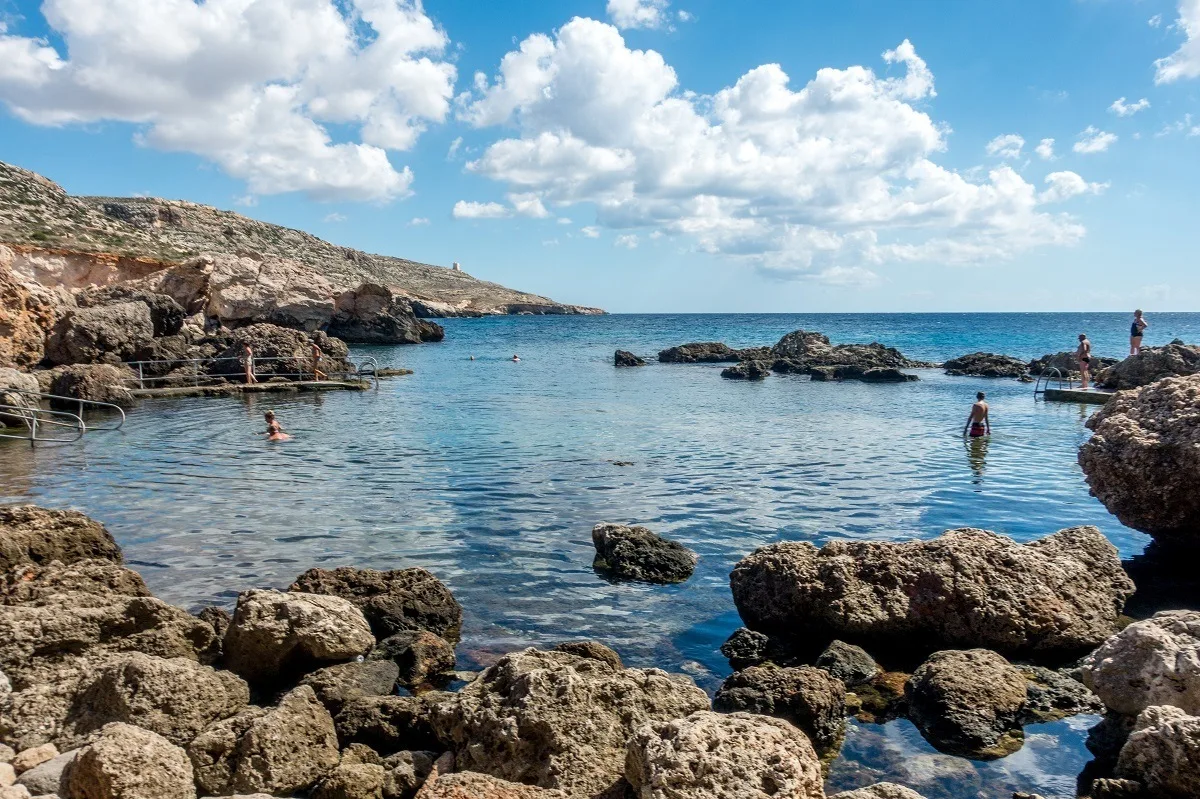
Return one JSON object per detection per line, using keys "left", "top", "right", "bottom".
{"left": 657, "top": 342, "right": 741, "bottom": 363}
{"left": 63, "top": 722, "right": 195, "bottom": 799}
{"left": 1112, "top": 705, "right": 1200, "bottom": 799}
{"left": 591, "top": 523, "right": 697, "bottom": 584}
{"left": 829, "top": 785, "right": 929, "bottom": 799}
{"left": 1079, "top": 375, "right": 1200, "bottom": 549}
{"left": 712, "top": 665, "right": 846, "bottom": 752}
{"left": 1082, "top": 610, "right": 1200, "bottom": 716}
{"left": 429, "top": 648, "right": 709, "bottom": 798}
{"left": 906, "top": 649, "right": 1027, "bottom": 759}
{"left": 291, "top": 566, "right": 463, "bottom": 643}
{"left": 720, "top": 361, "right": 771, "bottom": 380}
{"left": 0, "top": 506, "right": 122, "bottom": 571}
{"left": 614, "top": 350, "right": 645, "bottom": 367}
{"left": 943, "top": 352, "right": 1028, "bottom": 378}
{"left": 625, "top": 711, "right": 824, "bottom": 799}
{"left": 1098, "top": 343, "right": 1200, "bottom": 390}
{"left": 730, "top": 526, "right": 1133, "bottom": 656}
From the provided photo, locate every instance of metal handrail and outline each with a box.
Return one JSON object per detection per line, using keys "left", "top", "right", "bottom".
{"left": 0, "top": 402, "right": 87, "bottom": 445}
{"left": 1034, "top": 366, "right": 1074, "bottom": 397}
{"left": 123, "top": 354, "right": 380, "bottom": 388}
{"left": 8, "top": 389, "right": 127, "bottom": 430}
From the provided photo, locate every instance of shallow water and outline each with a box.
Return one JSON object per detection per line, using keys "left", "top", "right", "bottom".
{"left": 4, "top": 312, "right": 1197, "bottom": 798}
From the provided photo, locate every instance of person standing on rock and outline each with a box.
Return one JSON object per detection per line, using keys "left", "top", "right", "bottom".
{"left": 242, "top": 343, "right": 257, "bottom": 384}
{"left": 1077, "top": 334, "right": 1093, "bottom": 390}
{"left": 310, "top": 341, "right": 327, "bottom": 381}
{"left": 1130, "top": 310, "right": 1148, "bottom": 356}
{"left": 963, "top": 391, "right": 990, "bottom": 438}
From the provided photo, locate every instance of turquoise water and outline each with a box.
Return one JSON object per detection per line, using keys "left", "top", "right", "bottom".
{"left": 4, "top": 312, "right": 1198, "bottom": 798}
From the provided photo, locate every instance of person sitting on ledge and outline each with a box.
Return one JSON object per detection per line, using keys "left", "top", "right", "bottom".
{"left": 964, "top": 391, "right": 990, "bottom": 438}
{"left": 262, "top": 410, "right": 290, "bottom": 441}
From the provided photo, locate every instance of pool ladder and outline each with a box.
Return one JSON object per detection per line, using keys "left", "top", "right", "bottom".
{"left": 1033, "top": 367, "right": 1075, "bottom": 398}
{"left": 0, "top": 389, "right": 127, "bottom": 446}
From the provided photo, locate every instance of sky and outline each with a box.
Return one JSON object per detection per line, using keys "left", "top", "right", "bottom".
{"left": 1, "top": 0, "right": 1199, "bottom": 313}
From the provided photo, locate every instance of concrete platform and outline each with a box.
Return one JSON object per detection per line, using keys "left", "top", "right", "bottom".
{"left": 1042, "top": 387, "right": 1116, "bottom": 405}
{"left": 129, "top": 380, "right": 370, "bottom": 399}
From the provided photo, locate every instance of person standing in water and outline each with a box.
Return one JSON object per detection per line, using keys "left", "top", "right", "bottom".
{"left": 963, "top": 391, "right": 990, "bottom": 438}
{"left": 1130, "top": 310, "right": 1148, "bottom": 356}
{"left": 242, "top": 343, "right": 257, "bottom": 384}
{"left": 262, "top": 410, "right": 290, "bottom": 441}
{"left": 1077, "top": 333, "right": 1093, "bottom": 389}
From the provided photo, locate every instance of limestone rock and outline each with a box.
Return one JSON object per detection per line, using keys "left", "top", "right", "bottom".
{"left": 771, "top": 330, "right": 929, "bottom": 369}
{"left": 719, "top": 628, "right": 769, "bottom": 670}
{"left": 720, "top": 361, "right": 771, "bottom": 380}
{"left": 0, "top": 370, "right": 39, "bottom": 428}
{"left": 0, "top": 254, "right": 58, "bottom": 369}
{"left": 76, "top": 286, "right": 184, "bottom": 338}
{"left": 1079, "top": 375, "right": 1200, "bottom": 547}
{"left": 1082, "top": 610, "right": 1200, "bottom": 716}
{"left": 429, "top": 648, "right": 709, "bottom": 798}
{"left": 300, "top": 660, "right": 401, "bottom": 716}
{"left": 861, "top": 367, "right": 918, "bottom": 383}
{"left": 591, "top": 524, "right": 696, "bottom": 584}
{"left": 0, "top": 506, "right": 121, "bottom": 571}
{"left": 614, "top": 350, "right": 645, "bottom": 367}
{"left": 1028, "top": 351, "right": 1118, "bottom": 376}
{"left": 0, "top": 743, "right": 12, "bottom": 763}
{"left": 46, "top": 364, "right": 136, "bottom": 408}
{"left": 0, "top": 762, "right": 11, "bottom": 788}
{"left": 311, "top": 762, "right": 386, "bottom": 799}
{"left": 14, "top": 750, "right": 74, "bottom": 795}
{"left": 221, "top": 589, "right": 375, "bottom": 685}
{"left": 1, "top": 560, "right": 149, "bottom": 605}
{"left": 943, "top": 352, "right": 1028, "bottom": 378}
{"left": 63, "top": 723, "right": 195, "bottom": 799}
{"left": 186, "top": 685, "right": 339, "bottom": 796}
{"left": 657, "top": 343, "right": 740, "bottom": 363}
{"left": 414, "top": 771, "right": 565, "bottom": 798}
{"left": 380, "top": 750, "right": 435, "bottom": 798}
{"left": 1098, "top": 343, "right": 1200, "bottom": 390}
{"left": 205, "top": 253, "right": 336, "bottom": 331}
{"left": 11, "top": 746, "right": 56, "bottom": 775}
{"left": 625, "top": 711, "right": 824, "bottom": 799}
{"left": 1020, "top": 665, "right": 1103, "bottom": 721}
{"left": 0, "top": 671, "right": 8, "bottom": 698}
{"left": 829, "top": 785, "right": 928, "bottom": 799}
{"left": 730, "top": 526, "right": 1134, "bottom": 656}
{"left": 44, "top": 302, "right": 154, "bottom": 366}
{"left": 551, "top": 641, "right": 623, "bottom": 670}
{"left": 369, "top": 631, "right": 456, "bottom": 687}
{"left": 906, "top": 649, "right": 1027, "bottom": 759}
{"left": 290, "top": 567, "right": 462, "bottom": 643}
{"left": 816, "top": 641, "right": 880, "bottom": 687}
{"left": 68, "top": 653, "right": 249, "bottom": 746}
{"left": 334, "top": 695, "right": 441, "bottom": 755}
{"left": 712, "top": 665, "right": 846, "bottom": 752}
{"left": 329, "top": 284, "right": 444, "bottom": 345}
{"left": 208, "top": 325, "right": 351, "bottom": 381}
{"left": 1114, "top": 705, "right": 1200, "bottom": 798}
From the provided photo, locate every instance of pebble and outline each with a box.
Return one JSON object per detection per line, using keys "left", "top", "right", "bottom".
{"left": 10, "top": 747, "right": 56, "bottom": 776}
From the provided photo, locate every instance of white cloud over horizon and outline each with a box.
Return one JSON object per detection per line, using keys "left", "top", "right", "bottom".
{"left": 1155, "top": 0, "right": 1200, "bottom": 83}
{"left": 457, "top": 18, "right": 1100, "bottom": 280}
{"left": 0, "top": 0, "right": 457, "bottom": 202}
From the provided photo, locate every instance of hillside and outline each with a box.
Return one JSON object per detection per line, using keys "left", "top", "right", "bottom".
{"left": 0, "top": 161, "right": 602, "bottom": 316}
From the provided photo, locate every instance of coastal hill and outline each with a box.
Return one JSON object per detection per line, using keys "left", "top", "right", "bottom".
{"left": 0, "top": 160, "right": 602, "bottom": 316}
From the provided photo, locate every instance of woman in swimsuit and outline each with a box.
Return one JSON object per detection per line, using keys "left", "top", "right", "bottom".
{"left": 1130, "top": 310, "right": 1148, "bottom": 356}
{"left": 1077, "top": 333, "right": 1092, "bottom": 390}
{"left": 243, "top": 343, "right": 258, "bottom": 384}
{"left": 263, "top": 410, "right": 290, "bottom": 441}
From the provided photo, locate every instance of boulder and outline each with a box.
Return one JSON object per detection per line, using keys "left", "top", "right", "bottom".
{"left": 44, "top": 302, "right": 154, "bottom": 366}
{"left": 1112, "top": 705, "right": 1200, "bottom": 798}
{"left": 1028, "top": 351, "right": 1118, "bottom": 376}
{"left": 1079, "top": 375, "right": 1200, "bottom": 548}
{"left": 414, "top": 771, "right": 565, "bottom": 798}
{"left": 719, "top": 628, "right": 769, "bottom": 670}
{"left": 614, "top": 350, "right": 645, "bottom": 367}
{"left": 861, "top": 368, "right": 918, "bottom": 383}
{"left": 369, "top": 631, "right": 455, "bottom": 687}
{"left": 291, "top": 567, "right": 462, "bottom": 643}
{"left": 46, "top": 364, "right": 136, "bottom": 408}
{"left": 1098, "top": 343, "right": 1200, "bottom": 390}
{"left": 380, "top": 750, "right": 435, "bottom": 798}
{"left": 334, "top": 696, "right": 441, "bottom": 755}
{"left": 207, "top": 324, "right": 351, "bottom": 380}
{"left": 311, "top": 762, "right": 386, "bottom": 799}
{"left": 730, "top": 526, "right": 1134, "bottom": 656}
{"left": 720, "top": 361, "right": 771, "bottom": 380}
{"left": 906, "top": 649, "right": 1028, "bottom": 759}
{"left": 14, "top": 749, "right": 74, "bottom": 795}
{"left": 712, "top": 665, "right": 846, "bottom": 751}
{"left": 625, "top": 711, "right": 823, "bottom": 799}
{"left": 1020, "top": 665, "right": 1103, "bottom": 721}
{"left": 67, "top": 653, "right": 250, "bottom": 746}
{"left": 187, "top": 685, "right": 339, "bottom": 796}
{"left": 300, "top": 660, "right": 401, "bottom": 716}
{"left": 11, "top": 745, "right": 56, "bottom": 774}
{"left": 221, "top": 589, "right": 375, "bottom": 685}
{"left": 590, "top": 524, "right": 696, "bottom": 584}
{"left": 816, "top": 640, "right": 880, "bottom": 687}
{"left": 0, "top": 255, "right": 58, "bottom": 369}
{"left": 771, "top": 330, "right": 929, "bottom": 369}
{"left": 0, "top": 506, "right": 121, "bottom": 571}
{"left": 657, "top": 342, "right": 740, "bottom": 363}
{"left": 128, "top": 335, "right": 192, "bottom": 377}
{"left": 943, "top": 352, "right": 1028, "bottom": 378}
{"left": 63, "top": 722, "right": 195, "bottom": 799}
{"left": 329, "top": 284, "right": 444, "bottom": 345}
{"left": 1082, "top": 610, "right": 1200, "bottom": 716}
{"left": 1, "top": 560, "right": 149, "bottom": 606}
{"left": 205, "top": 253, "right": 336, "bottom": 331}
{"left": 76, "top": 287, "right": 185, "bottom": 337}
{"left": 551, "top": 641, "right": 623, "bottom": 670}
{"left": 829, "top": 785, "right": 928, "bottom": 799}
{"left": 0, "top": 370, "right": 39, "bottom": 428}
{"left": 429, "top": 648, "right": 709, "bottom": 798}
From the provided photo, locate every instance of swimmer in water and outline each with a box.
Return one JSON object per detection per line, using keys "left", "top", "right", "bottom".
{"left": 512, "top": 354, "right": 520, "bottom": 362}
{"left": 262, "top": 410, "right": 291, "bottom": 441}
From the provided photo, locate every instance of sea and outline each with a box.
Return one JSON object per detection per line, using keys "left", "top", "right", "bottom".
{"left": 4, "top": 312, "right": 1199, "bottom": 798}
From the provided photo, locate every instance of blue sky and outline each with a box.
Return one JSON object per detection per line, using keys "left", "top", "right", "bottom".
{"left": 1, "top": 0, "right": 1198, "bottom": 313}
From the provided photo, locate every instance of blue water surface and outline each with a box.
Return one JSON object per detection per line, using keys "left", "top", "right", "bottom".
{"left": 4, "top": 312, "right": 1197, "bottom": 798}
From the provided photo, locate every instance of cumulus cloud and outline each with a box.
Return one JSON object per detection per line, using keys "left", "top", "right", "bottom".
{"left": 1110, "top": 97, "right": 1150, "bottom": 116}
{"left": 1035, "top": 138, "right": 1056, "bottom": 160}
{"left": 1038, "top": 172, "right": 1108, "bottom": 203}
{"left": 0, "top": 0, "right": 456, "bottom": 201}
{"left": 409, "top": 216, "right": 431, "bottom": 226}
{"left": 985, "top": 134, "right": 1024, "bottom": 159}
{"left": 1155, "top": 0, "right": 1200, "bottom": 83}
{"left": 607, "top": 0, "right": 672, "bottom": 30}
{"left": 1156, "top": 113, "right": 1200, "bottom": 136}
{"left": 581, "top": 226, "right": 601, "bottom": 238}
{"left": 615, "top": 233, "right": 639, "bottom": 248}
{"left": 458, "top": 18, "right": 1098, "bottom": 279}
{"left": 1150, "top": 13, "right": 1164, "bottom": 27}
{"left": 452, "top": 200, "right": 510, "bottom": 219}
{"left": 1074, "top": 126, "right": 1118, "bottom": 154}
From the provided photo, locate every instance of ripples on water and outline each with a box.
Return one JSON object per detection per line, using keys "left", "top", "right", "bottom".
{"left": 4, "top": 312, "right": 1195, "bottom": 799}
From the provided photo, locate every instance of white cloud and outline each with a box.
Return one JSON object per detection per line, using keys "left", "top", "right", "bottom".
{"left": 1155, "top": 0, "right": 1200, "bottom": 83}
{"left": 1157, "top": 113, "right": 1200, "bottom": 136}
{"left": 812, "top": 266, "right": 880, "bottom": 288}
{"left": 677, "top": 10, "right": 693, "bottom": 22}
{"left": 1150, "top": 13, "right": 1163, "bottom": 28}
{"left": 323, "top": 212, "right": 347, "bottom": 222}
{"left": 452, "top": 200, "right": 510, "bottom": 219}
{"left": 1038, "top": 171, "right": 1108, "bottom": 203}
{"left": 557, "top": 217, "right": 573, "bottom": 225}
{"left": 607, "top": 0, "right": 672, "bottom": 30}
{"left": 1073, "top": 126, "right": 1118, "bottom": 154}
{"left": 235, "top": 195, "right": 258, "bottom": 208}
{"left": 581, "top": 226, "right": 601, "bottom": 238}
{"left": 615, "top": 233, "right": 639, "bottom": 248}
{"left": 409, "top": 216, "right": 430, "bottom": 226}
{"left": 1109, "top": 97, "right": 1150, "bottom": 117}
{"left": 447, "top": 136, "right": 463, "bottom": 159}
{"left": 507, "top": 192, "right": 551, "bottom": 218}
{"left": 1035, "top": 138, "right": 1055, "bottom": 160}
{"left": 985, "top": 134, "right": 1024, "bottom": 159}
{"left": 458, "top": 18, "right": 1097, "bottom": 279}
{"left": 0, "top": 0, "right": 456, "bottom": 201}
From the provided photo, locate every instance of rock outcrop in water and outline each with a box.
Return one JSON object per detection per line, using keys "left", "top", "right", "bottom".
{"left": 1028, "top": 351, "right": 1118, "bottom": 376}
{"left": 1096, "top": 342, "right": 1200, "bottom": 390}
{"left": 730, "top": 526, "right": 1134, "bottom": 656}
{"left": 720, "top": 361, "right": 771, "bottom": 380}
{"left": 712, "top": 665, "right": 846, "bottom": 752}
{"left": 943, "top": 352, "right": 1028, "bottom": 378}
{"left": 591, "top": 524, "right": 697, "bottom": 584}
{"left": 657, "top": 342, "right": 744, "bottom": 363}
{"left": 1078, "top": 374, "right": 1200, "bottom": 549}
{"left": 614, "top": 350, "right": 645, "bottom": 367}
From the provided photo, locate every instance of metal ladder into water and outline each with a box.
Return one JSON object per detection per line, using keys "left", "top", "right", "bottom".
{"left": 0, "top": 389, "right": 127, "bottom": 446}
{"left": 1033, "top": 366, "right": 1074, "bottom": 399}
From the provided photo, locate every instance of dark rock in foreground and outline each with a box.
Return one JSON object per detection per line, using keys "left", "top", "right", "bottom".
{"left": 943, "top": 352, "right": 1028, "bottom": 378}
{"left": 591, "top": 523, "right": 697, "bottom": 584}
{"left": 730, "top": 526, "right": 1134, "bottom": 656}
{"left": 614, "top": 350, "right": 645, "bottom": 367}
{"left": 44, "top": 301, "right": 155, "bottom": 366}
{"left": 1079, "top": 374, "right": 1200, "bottom": 549}
{"left": 369, "top": 629, "right": 456, "bottom": 687}
{"left": 712, "top": 664, "right": 846, "bottom": 752}
{"left": 1097, "top": 342, "right": 1200, "bottom": 389}
{"left": 816, "top": 640, "right": 880, "bottom": 687}
{"left": 720, "top": 361, "right": 771, "bottom": 380}
{"left": 720, "top": 628, "right": 770, "bottom": 670}
{"left": 46, "top": 363, "right": 137, "bottom": 407}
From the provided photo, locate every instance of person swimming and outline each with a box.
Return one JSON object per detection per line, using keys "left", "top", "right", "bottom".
{"left": 963, "top": 391, "right": 990, "bottom": 438}
{"left": 511, "top": 354, "right": 520, "bottom": 362}
{"left": 262, "top": 410, "right": 290, "bottom": 441}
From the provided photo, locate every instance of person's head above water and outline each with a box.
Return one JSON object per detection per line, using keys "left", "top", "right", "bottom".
{"left": 512, "top": 354, "right": 520, "bottom": 360}
{"left": 1079, "top": 333, "right": 1087, "bottom": 341}
{"left": 977, "top": 391, "right": 986, "bottom": 401}
{"left": 264, "top": 410, "right": 275, "bottom": 421}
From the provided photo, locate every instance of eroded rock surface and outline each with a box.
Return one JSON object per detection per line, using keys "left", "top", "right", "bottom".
{"left": 829, "top": 785, "right": 929, "bottom": 799}
{"left": 1098, "top": 343, "right": 1200, "bottom": 390}
{"left": 300, "top": 660, "right": 401, "bottom": 716}
{"left": 712, "top": 665, "right": 846, "bottom": 752}
{"left": 943, "top": 353, "right": 1027, "bottom": 378}
{"left": 44, "top": 302, "right": 154, "bottom": 365}
{"left": 591, "top": 524, "right": 696, "bottom": 584}
{"left": 369, "top": 631, "right": 456, "bottom": 687}
{"left": 657, "top": 342, "right": 741, "bottom": 363}
{"left": 817, "top": 641, "right": 880, "bottom": 687}
{"left": 614, "top": 350, "right": 645, "bottom": 367}
{"left": 330, "top": 283, "right": 444, "bottom": 345}
{"left": 415, "top": 771, "right": 566, "bottom": 798}
{"left": 1113, "top": 705, "right": 1200, "bottom": 798}
{"left": 46, "top": 364, "right": 136, "bottom": 407}
{"left": 63, "top": 722, "right": 196, "bottom": 799}
{"left": 0, "top": 506, "right": 121, "bottom": 570}
{"left": 720, "top": 361, "right": 771, "bottom": 380}
{"left": 291, "top": 567, "right": 462, "bottom": 643}
{"left": 1082, "top": 610, "right": 1200, "bottom": 716}
{"left": 334, "top": 695, "right": 441, "bottom": 755}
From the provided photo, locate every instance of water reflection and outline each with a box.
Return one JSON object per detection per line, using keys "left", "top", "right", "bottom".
{"left": 964, "top": 435, "right": 990, "bottom": 483}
